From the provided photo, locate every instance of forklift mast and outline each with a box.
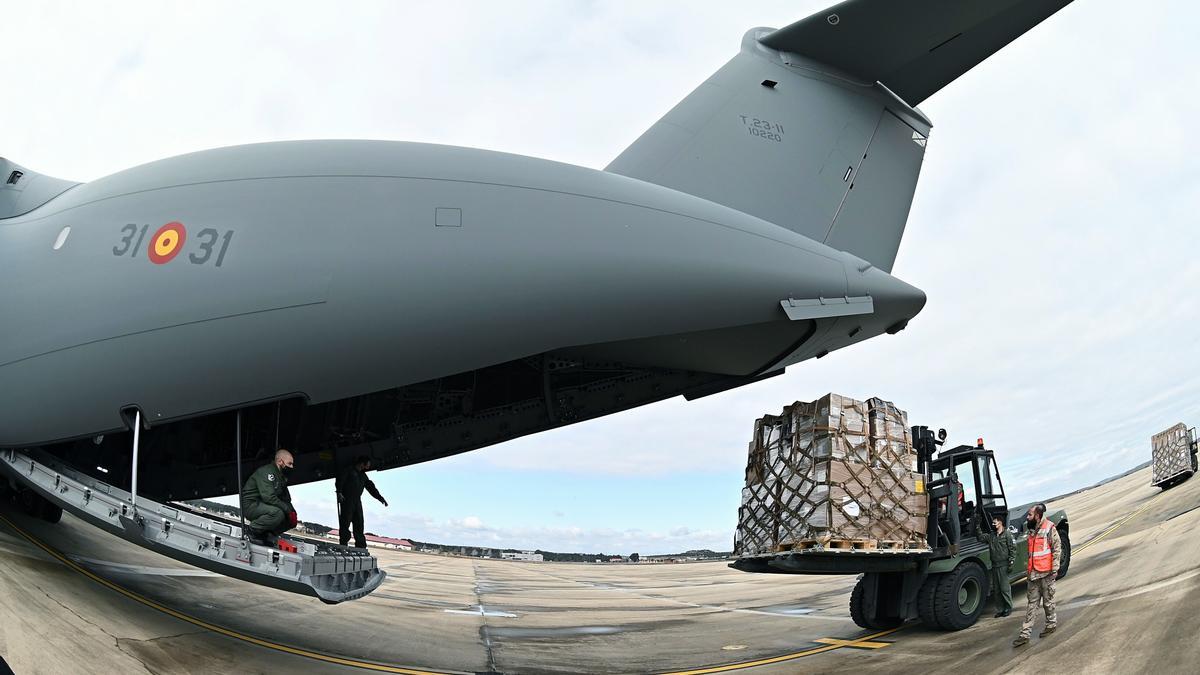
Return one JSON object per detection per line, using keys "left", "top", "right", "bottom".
{"left": 912, "top": 426, "right": 960, "bottom": 553}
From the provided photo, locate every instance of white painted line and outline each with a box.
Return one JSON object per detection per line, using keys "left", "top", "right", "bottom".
{"left": 443, "top": 605, "right": 517, "bottom": 618}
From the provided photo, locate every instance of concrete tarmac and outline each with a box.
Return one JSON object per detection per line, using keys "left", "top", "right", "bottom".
{"left": 2, "top": 464, "right": 1198, "bottom": 674}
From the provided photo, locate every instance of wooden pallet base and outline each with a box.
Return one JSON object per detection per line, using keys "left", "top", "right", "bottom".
{"left": 878, "top": 540, "right": 918, "bottom": 550}
{"left": 774, "top": 537, "right": 925, "bottom": 552}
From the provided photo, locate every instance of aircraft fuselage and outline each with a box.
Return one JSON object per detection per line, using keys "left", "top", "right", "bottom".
{"left": 1, "top": 140, "right": 922, "bottom": 453}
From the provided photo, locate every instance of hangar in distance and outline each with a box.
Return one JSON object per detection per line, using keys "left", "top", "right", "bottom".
{"left": 0, "top": 0, "right": 1073, "bottom": 503}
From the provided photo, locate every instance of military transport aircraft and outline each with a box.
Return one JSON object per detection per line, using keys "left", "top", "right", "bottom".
{"left": 0, "top": 0, "right": 1074, "bottom": 600}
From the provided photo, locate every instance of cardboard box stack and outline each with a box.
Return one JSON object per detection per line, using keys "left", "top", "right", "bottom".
{"left": 735, "top": 394, "right": 929, "bottom": 555}
{"left": 1151, "top": 423, "right": 1195, "bottom": 486}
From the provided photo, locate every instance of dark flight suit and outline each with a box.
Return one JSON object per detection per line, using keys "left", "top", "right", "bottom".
{"left": 979, "top": 522, "right": 1015, "bottom": 613}
{"left": 240, "top": 463, "right": 293, "bottom": 537}
{"left": 336, "top": 466, "right": 384, "bottom": 548}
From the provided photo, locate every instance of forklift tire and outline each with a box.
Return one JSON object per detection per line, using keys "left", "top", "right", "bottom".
{"left": 916, "top": 574, "right": 940, "bottom": 627}
{"left": 932, "top": 562, "right": 988, "bottom": 631}
{"left": 1056, "top": 528, "right": 1072, "bottom": 580}
{"left": 849, "top": 576, "right": 903, "bottom": 630}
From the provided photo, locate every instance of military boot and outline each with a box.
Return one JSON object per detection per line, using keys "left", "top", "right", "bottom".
{"left": 246, "top": 530, "right": 278, "bottom": 547}
{"left": 1012, "top": 636, "right": 1029, "bottom": 647}
{"left": 1039, "top": 626, "right": 1056, "bottom": 638}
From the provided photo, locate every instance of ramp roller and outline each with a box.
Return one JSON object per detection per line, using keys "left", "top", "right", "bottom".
{"left": 0, "top": 448, "right": 385, "bottom": 604}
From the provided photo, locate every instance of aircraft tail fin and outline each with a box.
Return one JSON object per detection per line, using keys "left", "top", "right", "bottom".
{"left": 0, "top": 158, "right": 78, "bottom": 219}
{"left": 606, "top": 0, "right": 1073, "bottom": 272}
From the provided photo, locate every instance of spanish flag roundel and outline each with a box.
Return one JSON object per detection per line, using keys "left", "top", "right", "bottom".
{"left": 147, "top": 222, "right": 187, "bottom": 264}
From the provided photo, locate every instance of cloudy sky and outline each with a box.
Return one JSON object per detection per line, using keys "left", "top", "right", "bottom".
{"left": 5, "top": 1, "right": 1197, "bottom": 554}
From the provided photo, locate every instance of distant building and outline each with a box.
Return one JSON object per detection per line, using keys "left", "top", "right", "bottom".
{"left": 327, "top": 530, "right": 413, "bottom": 550}
{"left": 501, "top": 551, "right": 543, "bottom": 562}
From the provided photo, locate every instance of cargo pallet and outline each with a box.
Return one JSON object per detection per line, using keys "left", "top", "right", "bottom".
{"left": 1150, "top": 424, "right": 1198, "bottom": 490}
{"left": 734, "top": 426, "right": 1072, "bottom": 632}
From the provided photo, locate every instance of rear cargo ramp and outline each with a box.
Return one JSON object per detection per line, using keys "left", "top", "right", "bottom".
{"left": 0, "top": 448, "right": 385, "bottom": 603}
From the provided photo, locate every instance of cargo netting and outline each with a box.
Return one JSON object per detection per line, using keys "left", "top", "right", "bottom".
{"left": 735, "top": 394, "right": 929, "bottom": 555}
{"left": 1151, "top": 423, "right": 1196, "bottom": 485}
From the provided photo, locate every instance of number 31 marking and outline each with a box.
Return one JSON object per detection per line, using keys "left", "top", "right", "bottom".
{"left": 189, "top": 228, "right": 234, "bottom": 267}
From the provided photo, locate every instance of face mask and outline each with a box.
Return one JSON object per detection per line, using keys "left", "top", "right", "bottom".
{"left": 281, "top": 466, "right": 294, "bottom": 476}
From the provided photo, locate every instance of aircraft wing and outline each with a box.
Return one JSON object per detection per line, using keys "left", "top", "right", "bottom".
{"left": 759, "top": 0, "right": 1075, "bottom": 106}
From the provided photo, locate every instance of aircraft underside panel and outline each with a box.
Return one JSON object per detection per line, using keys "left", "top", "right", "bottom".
{"left": 0, "top": 448, "right": 385, "bottom": 604}
{"left": 38, "top": 354, "right": 751, "bottom": 502}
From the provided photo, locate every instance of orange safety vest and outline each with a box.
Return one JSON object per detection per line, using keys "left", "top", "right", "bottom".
{"left": 1027, "top": 518, "right": 1055, "bottom": 574}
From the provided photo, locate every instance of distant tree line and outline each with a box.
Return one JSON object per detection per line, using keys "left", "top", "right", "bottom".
{"left": 401, "top": 540, "right": 730, "bottom": 561}
{"left": 184, "top": 498, "right": 240, "bottom": 519}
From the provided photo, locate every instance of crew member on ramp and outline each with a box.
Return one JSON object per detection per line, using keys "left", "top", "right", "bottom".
{"left": 240, "top": 449, "right": 298, "bottom": 546}
{"left": 1013, "top": 503, "right": 1062, "bottom": 646}
{"left": 336, "top": 455, "right": 389, "bottom": 548}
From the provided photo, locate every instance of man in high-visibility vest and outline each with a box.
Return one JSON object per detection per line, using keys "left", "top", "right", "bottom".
{"left": 1013, "top": 503, "right": 1062, "bottom": 647}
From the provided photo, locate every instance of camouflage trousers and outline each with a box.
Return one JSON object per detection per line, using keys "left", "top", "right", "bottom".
{"left": 1019, "top": 575, "right": 1057, "bottom": 639}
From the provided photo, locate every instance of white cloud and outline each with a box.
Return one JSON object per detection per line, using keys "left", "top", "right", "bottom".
{"left": 281, "top": 489, "right": 726, "bottom": 554}
{"left": 380, "top": 516, "right": 729, "bottom": 555}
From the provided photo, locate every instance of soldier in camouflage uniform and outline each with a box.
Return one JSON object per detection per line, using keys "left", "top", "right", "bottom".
{"left": 1014, "top": 503, "right": 1062, "bottom": 646}
{"left": 239, "top": 449, "right": 296, "bottom": 545}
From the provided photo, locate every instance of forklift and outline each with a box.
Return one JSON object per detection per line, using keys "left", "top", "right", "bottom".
{"left": 731, "top": 427, "right": 1071, "bottom": 631}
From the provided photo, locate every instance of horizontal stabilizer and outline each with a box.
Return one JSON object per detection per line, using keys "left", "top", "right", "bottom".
{"left": 759, "top": 0, "right": 1074, "bottom": 105}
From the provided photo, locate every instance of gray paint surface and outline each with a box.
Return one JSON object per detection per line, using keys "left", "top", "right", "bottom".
{"left": 0, "top": 1, "right": 1073, "bottom": 487}
{"left": 1, "top": 140, "right": 923, "bottom": 447}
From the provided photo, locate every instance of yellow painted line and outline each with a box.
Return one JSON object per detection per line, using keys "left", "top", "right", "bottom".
{"left": 658, "top": 627, "right": 903, "bottom": 675}
{"left": 812, "top": 637, "right": 890, "bottom": 649}
{"left": 0, "top": 512, "right": 456, "bottom": 675}
{"left": 1074, "top": 498, "right": 1157, "bottom": 555}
